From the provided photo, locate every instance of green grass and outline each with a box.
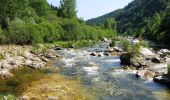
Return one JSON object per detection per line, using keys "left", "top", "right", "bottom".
{"left": 53, "top": 40, "right": 97, "bottom": 48}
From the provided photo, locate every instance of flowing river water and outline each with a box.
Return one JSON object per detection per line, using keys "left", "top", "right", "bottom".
{"left": 54, "top": 43, "right": 170, "bottom": 100}
{"left": 1, "top": 43, "right": 170, "bottom": 99}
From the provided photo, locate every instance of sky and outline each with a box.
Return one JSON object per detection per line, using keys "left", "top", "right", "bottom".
{"left": 47, "top": 0, "right": 133, "bottom": 20}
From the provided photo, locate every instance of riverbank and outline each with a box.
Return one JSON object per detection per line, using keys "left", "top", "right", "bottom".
{"left": 0, "top": 40, "right": 98, "bottom": 99}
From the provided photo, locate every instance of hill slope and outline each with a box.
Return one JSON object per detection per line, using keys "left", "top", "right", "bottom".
{"left": 87, "top": 0, "right": 170, "bottom": 46}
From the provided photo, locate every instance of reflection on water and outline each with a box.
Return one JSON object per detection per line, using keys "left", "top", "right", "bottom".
{"left": 55, "top": 47, "right": 170, "bottom": 100}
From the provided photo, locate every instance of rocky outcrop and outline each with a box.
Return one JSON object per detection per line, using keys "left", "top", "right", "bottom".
{"left": 0, "top": 45, "right": 60, "bottom": 78}
{"left": 120, "top": 47, "right": 170, "bottom": 79}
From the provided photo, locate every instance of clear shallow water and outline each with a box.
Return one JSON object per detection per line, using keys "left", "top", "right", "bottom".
{"left": 55, "top": 47, "right": 170, "bottom": 100}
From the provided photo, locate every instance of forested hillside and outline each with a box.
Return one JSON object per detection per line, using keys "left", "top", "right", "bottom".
{"left": 87, "top": 0, "right": 170, "bottom": 46}
{"left": 0, "top": 0, "right": 116, "bottom": 45}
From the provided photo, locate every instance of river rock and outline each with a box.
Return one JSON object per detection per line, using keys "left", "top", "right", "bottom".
{"left": 98, "top": 54, "right": 102, "bottom": 57}
{"left": 1, "top": 60, "right": 11, "bottom": 69}
{"left": 23, "top": 51, "right": 34, "bottom": 59}
{"left": 104, "top": 52, "right": 110, "bottom": 56}
{"left": 45, "top": 53, "right": 57, "bottom": 58}
{"left": 18, "top": 95, "right": 29, "bottom": 100}
{"left": 154, "top": 76, "right": 170, "bottom": 88}
{"left": 105, "top": 48, "right": 114, "bottom": 53}
{"left": 113, "top": 47, "right": 123, "bottom": 52}
{"left": 120, "top": 53, "right": 133, "bottom": 65}
{"left": 0, "top": 69, "right": 13, "bottom": 78}
{"left": 40, "top": 57, "right": 49, "bottom": 62}
{"left": 102, "top": 38, "right": 109, "bottom": 42}
{"left": 151, "top": 57, "right": 161, "bottom": 63}
{"left": 136, "top": 70, "right": 155, "bottom": 78}
{"left": 160, "top": 49, "right": 170, "bottom": 54}
{"left": 69, "top": 45, "right": 76, "bottom": 48}
{"left": 149, "top": 63, "right": 168, "bottom": 75}
{"left": 140, "top": 47, "right": 155, "bottom": 56}
{"left": 165, "top": 57, "right": 170, "bottom": 64}
{"left": 54, "top": 45, "right": 62, "bottom": 50}
{"left": 90, "top": 52, "right": 97, "bottom": 56}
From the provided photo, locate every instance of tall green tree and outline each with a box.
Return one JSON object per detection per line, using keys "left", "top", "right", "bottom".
{"left": 0, "top": 0, "right": 29, "bottom": 29}
{"left": 158, "top": 6, "right": 170, "bottom": 46}
{"left": 29, "top": 0, "right": 51, "bottom": 17}
{"left": 58, "top": 0, "right": 77, "bottom": 19}
{"left": 104, "top": 18, "right": 116, "bottom": 30}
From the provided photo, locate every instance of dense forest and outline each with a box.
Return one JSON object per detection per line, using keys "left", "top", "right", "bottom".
{"left": 87, "top": 0, "right": 170, "bottom": 47}
{"left": 0, "top": 0, "right": 116, "bottom": 45}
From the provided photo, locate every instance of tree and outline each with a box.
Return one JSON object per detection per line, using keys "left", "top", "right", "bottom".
{"left": 58, "top": 0, "right": 77, "bottom": 19}
{"left": 29, "top": 0, "right": 51, "bottom": 17}
{"left": 158, "top": 6, "right": 170, "bottom": 46}
{"left": 0, "top": 0, "right": 29, "bottom": 29}
{"left": 104, "top": 18, "right": 116, "bottom": 30}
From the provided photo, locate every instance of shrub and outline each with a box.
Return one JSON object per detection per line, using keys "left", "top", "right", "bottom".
{"left": 28, "top": 24, "right": 45, "bottom": 44}
{"left": 137, "top": 40, "right": 148, "bottom": 48}
{"left": 8, "top": 19, "right": 31, "bottom": 44}
{"left": 122, "top": 40, "right": 131, "bottom": 52}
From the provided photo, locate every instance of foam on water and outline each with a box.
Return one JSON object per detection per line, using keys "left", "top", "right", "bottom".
{"left": 83, "top": 67, "right": 99, "bottom": 75}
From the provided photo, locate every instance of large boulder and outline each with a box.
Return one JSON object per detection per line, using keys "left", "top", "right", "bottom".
{"left": 151, "top": 57, "right": 161, "bottom": 63}
{"left": 139, "top": 47, "right": 155, "bottom": 56}
{"left": 159, "top": 49, "right": 170, "bottom": 54}
{"left": 120, "top": 53, "right": 133, "bottom": 65}
{"left": 154, "top": 76, "right": 170, "bottom": 88}
{"left": 149, "top": 63, "right": 168, "bottom": 75}
{"left": 165, "top": 57, "right": 170, "bottom": 64}
{"left": 136, "top": 70, "right": 155, "bottom": 78}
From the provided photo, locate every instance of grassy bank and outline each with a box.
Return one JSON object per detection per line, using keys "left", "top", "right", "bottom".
{"left": 47, "top": 40, "right": 97, "bottom": 48}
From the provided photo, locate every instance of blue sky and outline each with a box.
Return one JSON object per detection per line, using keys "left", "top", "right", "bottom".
{"left": 47, "top": 0, "right": 133, "bottom": 20}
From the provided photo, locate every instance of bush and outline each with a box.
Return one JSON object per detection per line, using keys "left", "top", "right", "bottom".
{"left": 39, "top": 21, "right": 59, "bottom": 43}
{"left": 137, "top": 40, "right": 148, "bottom": 48}
{"left": 121, "top": 40, "right": 144, "bottom": 57}
{"left": 122, "top": 40, "right": 131, "bottom": 52}
{"left": 8, "top": 19, "right": 31, "bottom": 44}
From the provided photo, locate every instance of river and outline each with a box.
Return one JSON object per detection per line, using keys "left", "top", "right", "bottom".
{"left": 54, "top": 44, "right": 170, "bottom": 100}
